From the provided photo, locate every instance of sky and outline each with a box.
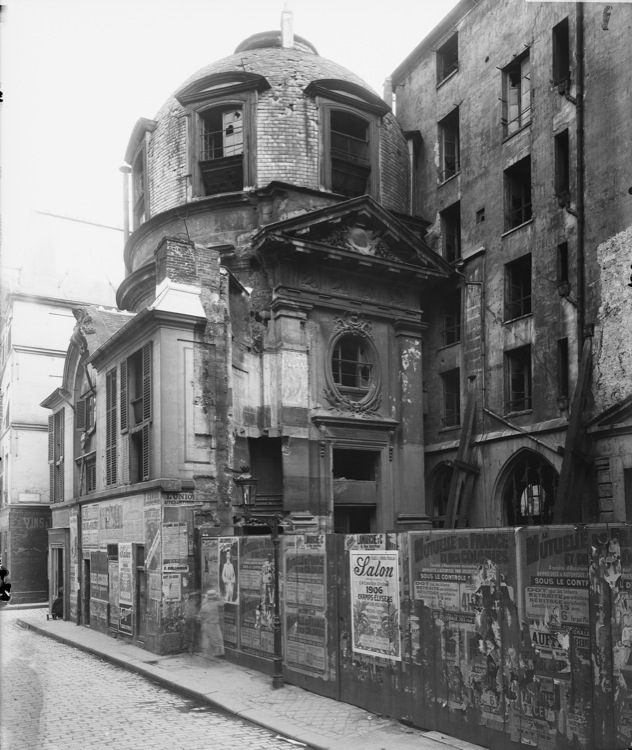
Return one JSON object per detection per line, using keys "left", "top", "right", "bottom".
{"left": 0, "top": 0, "right": 460, "bottom": 287}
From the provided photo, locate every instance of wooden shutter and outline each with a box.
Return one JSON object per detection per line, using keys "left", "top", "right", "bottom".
{"left": 520, "top": 55, "right": 531, "bottom": 123}
{"left": 106, "top": 369, "right": 117, "bottom": 486}
{"left": 58, "top": 408, "right": 65, "bottom": 501}
{"left": 142, "top": 341, "right": 152, "bottom": 423}
{"left": 48, "top": 415, "right": 54, "bottom": 462}
{"left": 120, "top": 359, "right": 128, "bottom": 431}
{"left": 142, "top": 423, "right": 150, "bottom": 481}
{"left": 75, "top": 399, "right": 86, "bottom": 431}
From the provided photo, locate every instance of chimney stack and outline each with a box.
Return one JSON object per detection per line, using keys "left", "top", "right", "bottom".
{"left": 281, "top": 3, "right": 293, "bottom": 48}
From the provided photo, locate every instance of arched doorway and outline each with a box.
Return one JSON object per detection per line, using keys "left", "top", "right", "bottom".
{"left": 501, "top": 449, "right": 559, "bottom": 525}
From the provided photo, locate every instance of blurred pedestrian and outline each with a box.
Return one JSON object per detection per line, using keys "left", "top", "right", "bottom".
{"left": 197, "top": 589, "right": 225, "bottom": 658}
{"left": 52, "top": 586, "right": 63, "bottom": 619}
{"left": 185, "top": 589, "right": 201, "bottom": 654}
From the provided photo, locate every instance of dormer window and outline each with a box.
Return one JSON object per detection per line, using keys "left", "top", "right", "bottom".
{"left": 175, "top": 71, "right": 270, "bottom": 200}
{"left": 330, "top": 110, "right": 370, "bottom": 197}
{"left": 304, "top": 79, "right": 390, "bottom": 201}
{"left": 199, "top": 106, "right": 244, "bottom": 196}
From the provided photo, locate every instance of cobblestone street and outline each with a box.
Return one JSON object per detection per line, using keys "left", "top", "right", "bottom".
{"left": 0, "top": 610, "right": 308, "bottom": 750}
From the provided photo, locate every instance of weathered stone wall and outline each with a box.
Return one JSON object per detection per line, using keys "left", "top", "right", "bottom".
{"left": 593, "top": 225, "right": 632, "bottom": 413}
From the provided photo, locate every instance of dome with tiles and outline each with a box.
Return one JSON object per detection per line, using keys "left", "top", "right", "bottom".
{"left": 127, "top": 28, "right": 409, "bottom": 221}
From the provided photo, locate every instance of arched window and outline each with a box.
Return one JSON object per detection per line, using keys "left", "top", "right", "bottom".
{"left": 502, "top": 450, "right": 558, "bottom": 525}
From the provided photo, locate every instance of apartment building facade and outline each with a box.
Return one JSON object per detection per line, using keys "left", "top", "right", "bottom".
{"left": 392, "top": 0, "right": 632, "bottom": 529}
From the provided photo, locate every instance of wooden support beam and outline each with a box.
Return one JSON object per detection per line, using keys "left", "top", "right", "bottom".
{"left": 553, "top": 336, "right": 592, "bottom": 524}
{"left": 444, "top": 392, "right": 477, "bottom": 528}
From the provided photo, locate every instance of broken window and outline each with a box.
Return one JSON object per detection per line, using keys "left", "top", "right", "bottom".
{"left": 504, "top": 156, "right": 532, "bottom": 230}
{"left": 502, "top": 52, "right": 531, "bottom": 137}
{"left": 443, "top": 289, "right": 461, "bottom": 346}
{"left": 199, "top": 106, "right": 244, "bottom": 195}
{"left": 441, "top": 368, "right": 461, "bottom": 428}
{"left": 552, "top": 18, "right": 570, "bottom": 88}
{"left": 441, "top": 201, "right": 461, "bottom": 262}
{"left": 438, "top": 108, "right": 460, "bottom": 182}
{"left": 505, "top": 345, "right": 532, "bottom": 413}
{"left": 504, "top": 254, "right": 532, "bottom": 320}
{"left": 436, "top": 33, "right": 459, "bottom": 84}
{"left": 330, "top": 110, "right": 371, "bottom": 197}
{"left": 503, "top": 450, "right": 557, "bottom": 525}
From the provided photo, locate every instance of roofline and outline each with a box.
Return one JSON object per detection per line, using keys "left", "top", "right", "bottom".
{"left": 87, "top": 306, "right": 205, "bottom": 369}
{"left": 391, "top": 0, "right": 479, "bottom": 86}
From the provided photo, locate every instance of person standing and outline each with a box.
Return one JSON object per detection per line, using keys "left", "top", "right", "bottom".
{"left": 197, "top": 589, "right": 225, "bottom": 658}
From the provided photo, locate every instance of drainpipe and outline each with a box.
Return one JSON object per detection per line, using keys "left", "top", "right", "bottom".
{"left": 119, "top": 164, "right": 132, "bottom": 245}
{"left": 575, "top": 2, "right": 585, "bottom": 358}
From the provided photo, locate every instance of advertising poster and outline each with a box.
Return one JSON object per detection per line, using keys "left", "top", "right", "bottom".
{"left": 118, "top": 543, "right": 133, "bottom": 606}
{"left": 148, "top": 571, "right": 162, "bottom": 602}
{"left": 239, "top": 537, "right": 274, "bottom": 655}
{"left": 162, "top": 573, "right": 181, "bottom": 600}
{"left": 119, "top": 606, "right": 133, "bottom": 634}
{"left": 589, "top": 525, "right": 631, "bottom": 749}
{"left": 90, "top": 550, "right": 109, "bottom": 602}
{"left": 350, "top": 549, "right": 401, "bottom": 661}
{"left": 219, "top": 537, "right": 239, "bottom": 604}
{"left": 162, "top": 522, "right": 188, "bottom": 562}
{"left": 144, "top": 506, "right": 161, "bottom": 572}
{"left": 82, "top": 504, "right": 99, "bottom": 548}
{"left": 518, "top": 527, "right": 592, "bottom": 750}
{"left": 108, "top": 559, "right": 120, "bottom": 629}
{"left": 345, "top": 533, "right": 386, "bottom": 551}
{"left": 409, "top": 530, "right": 516, "bottom": 733}
{"left": 284, "top": 534, "right": 327, "bottom": 675}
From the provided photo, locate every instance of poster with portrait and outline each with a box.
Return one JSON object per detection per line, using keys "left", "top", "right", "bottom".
{"left": 219, "top": 537, "right": 239, "bottom": 604}
{"left": 240, "top": 537, "right": 275, "bottom": 656}
{"left": 350, "top": 550, "right": 401, "bottom": 661}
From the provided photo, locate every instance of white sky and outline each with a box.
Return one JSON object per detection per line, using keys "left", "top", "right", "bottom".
{"left": 1, "top": 0, "right": 460, "bottom": 280}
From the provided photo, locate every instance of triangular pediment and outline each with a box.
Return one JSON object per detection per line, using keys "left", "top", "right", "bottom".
{"left": 253, "top": 195, "right": 451, "bottom": 279}
{"left": 589, "top": 395, "right": 632, "bottom": 429}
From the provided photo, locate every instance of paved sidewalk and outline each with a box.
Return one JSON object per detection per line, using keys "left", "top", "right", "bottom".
{"left": 17, "top": 609, "right": 486, "bottom": 750}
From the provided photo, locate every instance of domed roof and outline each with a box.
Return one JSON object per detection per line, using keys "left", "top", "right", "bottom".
{"left": 156, "top": 32, "right": 379, "bottom": 120}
